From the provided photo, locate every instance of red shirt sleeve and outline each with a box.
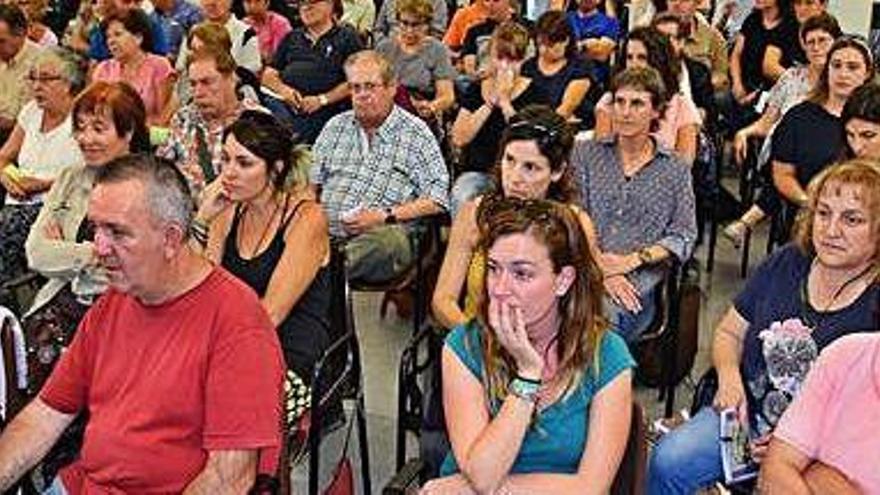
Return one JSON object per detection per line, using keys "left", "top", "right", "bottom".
{"left": 202, "top": 320, "right": 284, "bottom": 472}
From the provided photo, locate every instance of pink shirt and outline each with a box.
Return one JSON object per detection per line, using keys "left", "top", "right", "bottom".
{"left": 92, "top": 54, "right": 174, "bottom": 123}
{"left": 246, "top": 11, "right": 292, "bottom": 63}
{"left": 596, "top": 91, "right": 702, "bottom": 152}
{"left": 775, "top": 333, "right": 880, "bottom": 494}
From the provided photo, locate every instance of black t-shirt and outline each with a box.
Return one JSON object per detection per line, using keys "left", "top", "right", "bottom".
{"left": 739, "top": 11, "right": 802, "bottom": 92}
{"left": 462, "top": 19, "right": 498, "bottom": 58}
{"left": 771, "top": 100, "right": 844, "bottom": 185}
{"left": 521, "top": 56, "right": 599, "bottom": 128}
{"left": 273, "top": 24, "right": 362, "bottom": 94}
{"left": 458, "top": 80, "right": 550, "bottom": 173}
{"left": 272, "top": 24, "right": 363, "bottom": 143}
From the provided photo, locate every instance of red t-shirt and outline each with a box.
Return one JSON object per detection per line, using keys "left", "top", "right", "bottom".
{"left": 40, "top": 268, "right": 284, "bottom": 493}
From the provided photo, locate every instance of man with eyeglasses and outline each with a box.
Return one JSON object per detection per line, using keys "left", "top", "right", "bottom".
{"left": 310, "top": 50, "right": 449, "bottom": 285}
{"left": 0, "top": 4, "right": 40, "bottom": 141}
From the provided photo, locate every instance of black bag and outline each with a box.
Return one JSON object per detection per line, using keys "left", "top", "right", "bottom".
{"left": 21, "top": 284, "right": 91, "bottom": 481}
{"left": 690, "top": 368, "right": 719, "bottom": 415}
{"left": 633, "top": 261, "right": 702, "bottom": 388}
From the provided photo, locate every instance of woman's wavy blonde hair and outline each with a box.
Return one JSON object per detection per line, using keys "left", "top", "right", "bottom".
{"left": 474, "top": 197, "right": 608, "bottom": 408}
{"left": 794, "top": 158, "right": 880, "bottom": 282}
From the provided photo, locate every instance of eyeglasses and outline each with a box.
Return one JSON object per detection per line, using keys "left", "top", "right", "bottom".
{"left": 804, "top": 35, "right": 833, "bottom": 48}
{"left": 26, "top": 74, "right": 64, "bottom": 83}
{"left": 349, "top": 81, "right": 385, "bottom": 93}
{"left": 397, "top": 18, "right": 426, "bottom": 30}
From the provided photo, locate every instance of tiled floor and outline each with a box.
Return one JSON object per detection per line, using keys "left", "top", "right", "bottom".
{"left": 292, "top": 200, "right": 776, "bottom": 494}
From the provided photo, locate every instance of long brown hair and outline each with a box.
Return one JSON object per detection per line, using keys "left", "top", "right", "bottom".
{"left": 474, "top": 197, "right": 608, "bottom": 407}
{"left": 807, "top": 36, "right": 875, "bottom": 106}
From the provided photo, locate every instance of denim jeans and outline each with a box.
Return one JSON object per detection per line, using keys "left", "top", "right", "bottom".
{"left": 449, "top": 172, "right": 493, "bottom": 217}
{"left": 603, "top": 286, "right": 658, "bottom": 344}
{"left": 648, "top": 407, "right": 723, "bottom": 494}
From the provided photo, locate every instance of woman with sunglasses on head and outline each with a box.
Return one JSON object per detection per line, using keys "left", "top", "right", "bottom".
{"left": 434, "top": 105, "right": 598, "bottom": 329}
{"left": 375, "top": 0, "right": 455, "bottom": 121}
{"left": 422, "top": 197, "right": 634, "bottom": 494}
{"left": 593, "top": 26, "right": 701, "bottom": 166}
{"left": 649, "top": 159, "right": 880, "bottom": 494}
{"left": 193, "top": 111, "right": 330, "bottom": 416}
{"left": 841, "top": 82, "right": 880, "bottom": 161}
{"left": 450, "top": 21, "right": 550, "bottom": 215}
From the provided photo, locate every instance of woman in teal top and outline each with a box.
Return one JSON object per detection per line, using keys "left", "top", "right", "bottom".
{"left": 423, "top": 197, "right": 636, "bottom": 494}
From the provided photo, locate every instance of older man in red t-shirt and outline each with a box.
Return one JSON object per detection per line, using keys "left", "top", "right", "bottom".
{"left": 0, "top": 154, "right": 284, "bottom": 493}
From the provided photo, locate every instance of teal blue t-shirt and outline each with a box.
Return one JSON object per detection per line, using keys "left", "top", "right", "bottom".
{"left": 439, "top": 321, "right": 635, "bottom": 476}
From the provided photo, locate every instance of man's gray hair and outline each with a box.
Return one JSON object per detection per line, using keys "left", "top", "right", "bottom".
{"left": 94, "top": 154, "right": 195, "bottom": 237}
{"left": 344, "top": 50, "right": 395, "bottom": 84}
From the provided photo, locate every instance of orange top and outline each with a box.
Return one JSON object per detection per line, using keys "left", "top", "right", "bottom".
{"left": 443, "top": 1, "right": 490, "bottom": 50}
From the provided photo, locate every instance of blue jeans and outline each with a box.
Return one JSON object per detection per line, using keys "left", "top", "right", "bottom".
{"left": 648, "top": 407, "right": 723, "bottom": 494}
{"left": 603, "top": 286, "right": 658, "bottom": 344}
{"left": 450, "top": 172, "right": 493, "bottom": 217}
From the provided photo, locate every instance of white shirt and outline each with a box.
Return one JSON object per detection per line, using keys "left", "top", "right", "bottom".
{"left": 7, "top": 100, "right": 84, "bottom": 205}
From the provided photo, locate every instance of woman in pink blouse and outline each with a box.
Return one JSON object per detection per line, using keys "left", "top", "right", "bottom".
{"left": 593, "top": 26, "right": 701, "bottom": 166}
{"left": 91, "top": 8, "right": 175, "bottom": 125}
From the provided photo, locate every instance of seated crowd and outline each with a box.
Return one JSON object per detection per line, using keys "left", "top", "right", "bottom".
{"left": 0, "top": 0, "right": 877, "bottom": 492}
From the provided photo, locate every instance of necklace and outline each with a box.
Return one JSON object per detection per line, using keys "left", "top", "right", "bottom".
{"left": 238, "top": 194, "right": 285, "bottom": 259}
{"left": 800, "top": 262, "right": 874, "bottom": 329}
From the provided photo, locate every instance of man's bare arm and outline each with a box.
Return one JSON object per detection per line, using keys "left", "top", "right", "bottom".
{"left": 183, "top": 450, "right": 258, "bottom": 494}
{"left": 0, "top": 399, "right": 75, "bottom": 491}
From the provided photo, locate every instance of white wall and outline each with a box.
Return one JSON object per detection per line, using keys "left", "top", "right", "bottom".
{"left": 828, "top": 0, "right": 873, "bottom": 38}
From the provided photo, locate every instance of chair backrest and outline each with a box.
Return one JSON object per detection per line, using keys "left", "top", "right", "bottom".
{"left": 611, "top": 402, "right": 648, "bottom": 495}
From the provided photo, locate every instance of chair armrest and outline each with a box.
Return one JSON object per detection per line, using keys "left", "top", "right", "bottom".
{"left": 382, "top": 458, "right": 427, "bottom": 495}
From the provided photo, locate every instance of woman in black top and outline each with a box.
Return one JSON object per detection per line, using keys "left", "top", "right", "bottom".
{"left": 771, "top": 37, "right": 875, "bottom": 209}
{"left": 195, "top": 110, "right": 331, "bottom": 386}
{"left": 450, "top": 21, "right": 549, "bottom": 214}
{"left": 520, "top": 11, "right": 597, "bottom": 129}
{"left": 729, "top": 0, "right": 799, "bottom": 128}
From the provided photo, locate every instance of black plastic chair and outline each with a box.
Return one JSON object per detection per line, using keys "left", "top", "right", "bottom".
{"left": 274, "top": 241, "right": 371, "bottom": 495}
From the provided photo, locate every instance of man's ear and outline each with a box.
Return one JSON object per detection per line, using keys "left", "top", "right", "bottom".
{"left": 554, "top": 265, "right": 576, "bottom": 297}
{"left": 163, "top": 222, "right": 188, "bottom": 258}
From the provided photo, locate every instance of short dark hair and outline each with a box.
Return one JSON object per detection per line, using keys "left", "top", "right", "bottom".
{"left": 494, "top": 105, "right": 577, "bottom": 202}
{"left": 799, "top": 11, "right": 842, "bottom": 43}
{"left": 611, "top": 66, "right": 668, "bottom": 131}
{"left": 95, "top": 153, "right": 195, "bottom": 235}
{"left": 0, "top": 4, "right": 28, "bottom": 35}
{"left": 102, "top": 8, "right": 153, "bottom": 53}
{"left": 534, "top": 10, "right": 575, "bottom": 58}
{"left": 224, "top": 110, "right": 306, "bottom": 191}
